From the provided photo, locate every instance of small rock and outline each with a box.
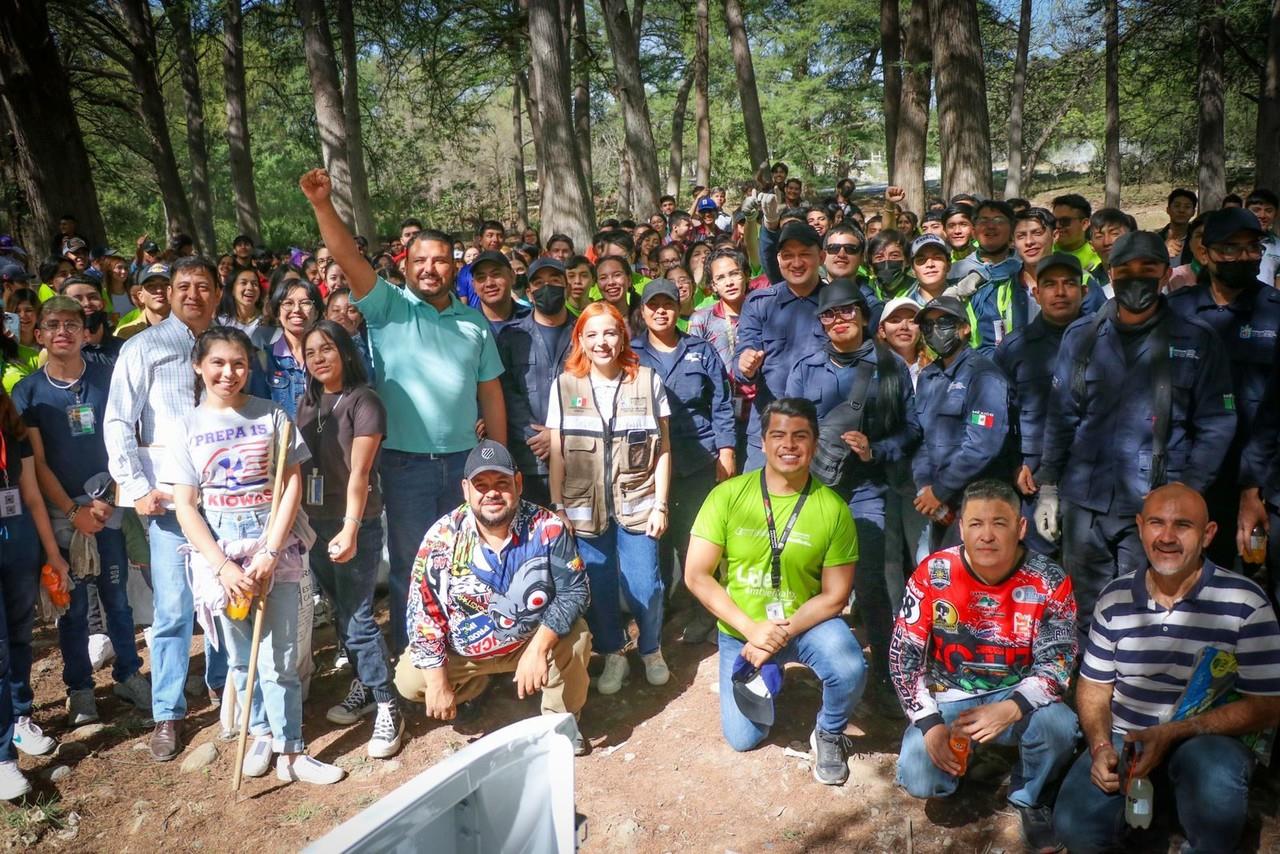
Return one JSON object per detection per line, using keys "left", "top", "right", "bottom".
{"left": 614, "top": 818, "right": 641, "bottom": 841}
{"left": 623, "top": 752, "right": 636, "bottom": 762}
{"left": 180, "top": 742, "right": 218, "bottom": 772}
{"left": 46, "top": 765, "right": 71, "bottom": 782}
{"left": 658, "top": 824, "right": 670, "bottom": 832}
{"left": 870, "top": 807, "right": 880, "bottom": 818}
{"left": 57, "top": 742, "right": 90, "bottom": 760}
{"left": 133, "top": 741, "right": 150, "bottom": 751}
{"left": 76, "top": 722, "right": 110, "bottom": 738}
{"left": 130, "top": 814, "right": 145, "bottom": 835}
{"left": 132, "top": 800, "right": 153, "bottom": 815}
{"left": 379, "top": 760, "right": 402, "bottom": 775}
{"left": 33, "top": 658, "right": 55, "bottom": 674}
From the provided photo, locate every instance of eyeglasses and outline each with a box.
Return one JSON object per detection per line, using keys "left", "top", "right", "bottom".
{"left": 819, "top": 306, "right": 860, "bottom": 324}
{"left": 1208, "top": 242, "right": 1263, "bottom": 260}
{"left": 918, "top": 317, "right": 959, "bottom": 334}
{"left": 826, "top": 243, "right": 864, "bottom": 256}
{"left": 40, "top": 320, "right": 84, "bottom": 333}
{"left": 280, "top": 299, "right": 316, "bottom": 311}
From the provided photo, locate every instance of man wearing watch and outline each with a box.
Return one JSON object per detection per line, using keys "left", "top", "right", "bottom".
{"left": 684, "top": 397, "right": 865, "bottom": 785}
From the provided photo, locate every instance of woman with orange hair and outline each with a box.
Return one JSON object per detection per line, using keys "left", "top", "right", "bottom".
{"left": 547, "top": 302, "right": 672, "bottom": 696}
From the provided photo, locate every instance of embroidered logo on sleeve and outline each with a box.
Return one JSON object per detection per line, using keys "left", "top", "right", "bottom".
{"left": 968, "top": 410, "right": 995, "bottom": 428}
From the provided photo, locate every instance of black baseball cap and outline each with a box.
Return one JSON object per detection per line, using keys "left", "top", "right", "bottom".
{"left": 1036, "top": 252, "right": 1083, "bottom": 280}
{"left": 916, "top": 295, "right": 968, "bottom": 323}
{"left": 141, "top": 240, "right": 160, "bottom": 254}
{"left": 526, "top": 257, "right": 566, "bottom": 282}
{"left": 1202, "top": 208, "right": 1267, "bottom": 247}
{"left": 640, "top": 278, "right": 680, "bottom": 305}
{"left": 1108, "top": 231, "right": 1168, "bottom": 267}
{"left": 471, "top": 250, "right": 512, "bottom": 273}
{"left": 464, "top": 439, "right": 517, "bottom": 480}
{"left": 817, "top": 277, "right": 868, "bottom": 313}
{"left": 0, "top": 261, "right": 34, "bottom": 283}
{"left": 777, "top": 221, "right": 822, "bottom": 249}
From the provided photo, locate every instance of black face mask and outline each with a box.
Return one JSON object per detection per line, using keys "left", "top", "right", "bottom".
{"left": 532, "top": 284, "right": 566, "bottom": 316}
{"left": 84, "top": 310, "right": 110, "bottom": 334}
{"left": 1214, "top": 258, "right": 1261, "bottom": 291}
{"left": 1113, "top": 276, "right": 1161, "bottom": 313}
{"left": 921, "top": 317, "right": 965, "bottom": 357}
{"left": 873, "top": 260, "right": 904, "bottom": 284}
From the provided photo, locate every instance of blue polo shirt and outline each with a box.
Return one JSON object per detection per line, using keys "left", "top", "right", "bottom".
{"left": 354, "top": 277, "right": 503, "bottom": 454}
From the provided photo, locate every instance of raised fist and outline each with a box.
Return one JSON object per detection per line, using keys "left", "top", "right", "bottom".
{"left": 299, "top": 169, "right": 332, "bottom": 205}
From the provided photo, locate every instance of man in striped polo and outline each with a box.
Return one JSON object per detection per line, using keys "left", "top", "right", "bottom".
{"left": 1054, "top": 484, "right": 1280, "bottom": 853}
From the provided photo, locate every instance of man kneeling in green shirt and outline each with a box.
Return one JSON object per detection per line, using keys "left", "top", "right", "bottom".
{"left": 685, "top": 397, "right": 866, "bottom": 785}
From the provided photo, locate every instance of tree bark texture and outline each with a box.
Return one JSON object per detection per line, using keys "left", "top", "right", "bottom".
{"left": 1257, "top": 0, "right": 1280, "bottom": 190}
{"left": 891, "top": 0, "right": 931, "bottom": 215}
{"left": 667, "top": 67, "right": 694, "bottom": 198}
{"left": 694, "top": 0, "right": 711, "bottom": 187}
{"left": 164, "top": 0, "right": 216, "bottom": 254}
{"left": 512, "top": 77, "right": 529, "bottom": 231}
{"left": 930, "top": 0, "right": 992, "bottom": 198}
{"left": 722, "top": 0, "right": 768, "bottom": 170}
{"left": 1004, "top": 0, "right": 1031, "bottom": 199}
{"left": 880, "top": 0, "right": 901, "bottom": 179}
{"left": 572, "top": 0, "right": 592, "bottom": 194}
{"left": 1103, "top": 0, "right": 1121, "bottom": 207}
{"left": 222, "top": 0, "right": 261, "bottom": 242}
{"left": 600, "top": 0, "right": 662, "bottom": 216}
{"left": 1196, "top": 0, "right": 1226, "bottom": 211}
{"left": 295, "top": 0, "right": 356, "bottom": 228}
{"left": 336, "top": 0, "right": 377, "bottom": 241}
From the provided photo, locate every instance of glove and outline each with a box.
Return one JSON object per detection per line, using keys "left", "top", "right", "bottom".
{"left": 942, "top": 271, "right": 984, "bottom": 302}
{"left": 758, "top": 191, "right": 781, "bottom": 231}
{"left": 1035, "top": 484, "right": 1061, "bottom": 543}
{"left": 739, "top": 194, "right": 760, "bottom": 217}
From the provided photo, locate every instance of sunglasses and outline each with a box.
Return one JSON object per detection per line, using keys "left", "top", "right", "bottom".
{"left": 826, "top": 243, "right": 864, "bottom": 256}
{"left": 918, "top": 317, "right": 959, "bottom": 334}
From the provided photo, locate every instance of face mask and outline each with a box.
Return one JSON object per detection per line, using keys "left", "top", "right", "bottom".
{"left": 922, "top": 321, "right": 964, "bottom": 357}
{"left": 1113, "top": 276, "right": 1161, "bottom": 312}
{"left": 532, "top": 284, "right": 566, "bottom": 316}
{"left": 1214, "top": 258, "right": 1261, "bottom": 291}
{"left": 873, "top": 260, "right": 904, "bottom": 284}
{"left": 84, "top": 310, "right": 109, "bottom": 333}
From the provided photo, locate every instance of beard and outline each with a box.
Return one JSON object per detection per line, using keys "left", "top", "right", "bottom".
{"left": 475, "top": 500, "right": 518, "bottom": 530}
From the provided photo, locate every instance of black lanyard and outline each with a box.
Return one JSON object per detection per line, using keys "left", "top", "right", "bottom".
{"left": 759, "top": 470, "right": 810, "bottom": 592}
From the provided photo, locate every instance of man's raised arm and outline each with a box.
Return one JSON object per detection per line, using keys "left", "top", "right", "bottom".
{"left": 299, "top": 168, "right": 376, "bottom": 299}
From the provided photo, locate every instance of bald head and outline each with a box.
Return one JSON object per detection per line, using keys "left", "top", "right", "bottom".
{"left": 1141, "top": 483, "right": 1209, "bottom": 526}
{"left": 1138, "top": 483, "right": 1216, "bottom": 579}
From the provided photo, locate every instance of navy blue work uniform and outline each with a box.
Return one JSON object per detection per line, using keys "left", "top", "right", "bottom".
{"left": 486, "top": 301, "right": 531, "bottom": 338}
{"left": 966, "top": 277, "right": 1030, "bottom": 355}
{"left": 1038, "top": 300, "right": 1237, "bottom": 633}
{"left": 732, "top": 281, "right": 827, "bottom": 469}
{"left": 1081, "top": 270, "right": 1108, "bottom": 316}
{"left": 496, "top": 312, "right": 573, "bottom": 506}
{"left": 994, "top": 314, "right": 1072, "bottom": 557}
{"left": 634, "top": 330, "right": 736, "bottom": 591}
{"left": 911, "top": 346, "right": 1017, "bottom": 552}
{"left": 785, "top": 340, "right": 920, "bottom": 690}
{"left": 1240, "top": 357, "right": 1280, "bottom": 603}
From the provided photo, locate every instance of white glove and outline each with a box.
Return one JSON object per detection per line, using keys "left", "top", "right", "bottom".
{"left": 942, "top": 271, "right": 984, "bottom": 302}
{"left": 740, "top": 194, "right": 760, "bottom": 217}
{"left": 758, "top": 191, "right": 781, "bottom": 231}
{"left": 1034, "top": 483, "right": 1061, "bottom": 543}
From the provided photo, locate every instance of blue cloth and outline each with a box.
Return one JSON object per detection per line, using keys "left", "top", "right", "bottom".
{"left": 455, "top": 263, "right": 479, "bottom": 308}
{"left": 716, "top": 618, "right": 866, "bottom": 751}
{"left": 947, "top": 252, "right": 1024, "bottom": 285}
{"left": 12, "top": 361, "right": 115, "bottom": 498}
{"left": 1082, "top": 270, "right": 1108, "bottom": 315}
{"left": 1242, "top": 356, "right": 1280, "bottom": 505}
{"left": 1038, "top": 301, "right": 1238, "bottom": 514}
{"left": 1054, "top": 732, "right": 1255, "bottom": 854}
{"left": 0, "top": 512, "right": 40, "bottom": 761}
{"left": 486, "top": 302, "right": 531, "bottom": 338}
{"left": 633, "top": 331, "right": 736, "bottom": 473}
{"left": 994, "top": 315, "right": 1069, "bottom": 476}
{"left": 496, "top": 313, "right": 573, "bottom": 478}
{"left": 58, "top": 528, "right": 142, "bottom": 692}
{"left": 576, "top": 521, "right": 662, "bottom": 655}
{"left": 967, "top": 277, "right": 1030, "bottom": 355}
{"left": 265, "top": 337, "right": 308, "bottom": 420}
{"left": 1060, "top": 499, "right": 1146, "bottom": 645}
{"left": 896, "top": 688, "right": 1079, "bottom": 808}
{"left": 82, "top": 335, "right": 123, "bottom": 367}
{"left": 911, "top": 347, "right": 1016, "bottom": 507}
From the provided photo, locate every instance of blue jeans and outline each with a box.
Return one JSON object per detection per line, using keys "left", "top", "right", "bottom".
{"left": 895, "top": 688, "right": 1079, "bottom": 807}
{"left": 1054, "top": 732, "right": 1255, "bottom": 854}
{"left": 58, "top": 527, "right": 143, "bottom": 692}
{"left": 577, "top": 520, "right": 663, "bottom": 655}
{"left": 208, "top": 509, "right": 305, "bottom": 753}
{"left": 309, "top": 516, "right": 392, "bottom": 702}
{"left": 717, "top": 617, "right": 866, "bottom": 751}
{"left": 380, "top": 449, "right": 467, "bottom": 654}
{"left": 148, "top": 513, "right": 228, "bottom": 721}
{"left": 0, "top": 516, "right": 40, "bottom": 760}
{"left": 849, "top": 493, "right": 892, "bottom": 685}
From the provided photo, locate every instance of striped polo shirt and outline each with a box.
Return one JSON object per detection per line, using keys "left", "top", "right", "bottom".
{"left": 1080, "top": 559, "right": 1280, "bottom": 733}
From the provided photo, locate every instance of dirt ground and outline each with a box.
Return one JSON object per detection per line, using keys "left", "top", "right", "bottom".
{"left": 4, "top": 592, "right": 1280, "bottom": 853}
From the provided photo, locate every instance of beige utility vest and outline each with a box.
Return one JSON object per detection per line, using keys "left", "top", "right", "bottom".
{"left": 557, "top": 367, "right": 661, "bottom": 536}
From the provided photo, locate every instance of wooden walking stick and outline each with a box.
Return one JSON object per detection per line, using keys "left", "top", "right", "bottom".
{"left": 232, "top": 421, "right": 293, "bottom": 792}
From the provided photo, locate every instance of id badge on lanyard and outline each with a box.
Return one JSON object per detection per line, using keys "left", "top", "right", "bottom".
{"left": 759, "top": 470, "right": 810, "bottom": 622}
{"left": 305, "top": 469, "right": 325, "bottom": 506}
{"left": 0, "top": 433, "right": 20, "bottom": 518}
{"left": 67, "top": 403, "right": 96, "bottom": 436}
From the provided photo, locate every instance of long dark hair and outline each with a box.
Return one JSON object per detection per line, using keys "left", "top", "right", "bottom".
{"left": 218, "top": 265, "right": 264, "bottom": 318}
{"left": 191, "top": 326, "right": 256, "bottom": 407}
{"left": 302, "top": 320, "right": 368, "bottom": 408}
{"left": 263, "top": 264, "right": 307, "bottom": 326}
{"left": 268, "top": 277, "right": 324, "bottom": 333}
{"left": 0, "top": 387, "right": 26, "bottom": 443}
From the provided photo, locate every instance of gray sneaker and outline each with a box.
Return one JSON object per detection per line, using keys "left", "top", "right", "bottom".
{"left": 809, "top": 728, "right": 851, "bottom": 786}
{"left": 112, "top": 672, "right": 152, "bottom": 713}
{"left": 67, "top": 688, "right": 99, "bottom": 727}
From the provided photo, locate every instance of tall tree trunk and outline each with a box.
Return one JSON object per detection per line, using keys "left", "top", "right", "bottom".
{"left": 600, "top": 0, "right": 661, "bottom": 216}
{"left": 1103, "top": 0, "right": 1121, "bottom": 207}
{"left": 336, "top": 0, "right": 376, "bottom": 241}
{"left": 571, "top": 0, "right": 592, "bottom": 194}
{"left": 618, "top": 147, "right": 633, "bottom": 218}
{"left": 0, "top": 0, "right": 106, "bottom": 253}
{"left": 527, "top": 0, "right": 595, "bottom": 247}
{"left": 519, "top": 71, "right": 547, "bottom": 207}
{"left": 1197, "top": 0, "right": 1226, "bottom": 211}
{"left": 694, "top": 0, "right": 711, "bottom": 187}
{"left": 929, "top": 0, "right": 992, "bottom": 198}
{"left": 722, "top": 0, "right": 768, "bottom": 169}
{"left": 116, "top": 0, "right": 197, "bottom": 242}
{"left": 667, "top": 67, "right": 695, "bottom": 198}
{"left": 222, "top": 0, "right": 261, "bottom": 242}
{"left": 880, "top": 0, "right": 901, "bottom": 178}
{"left": 891, "top": 0, "right": 931, "bottom": 214}
{"left": 1257, "top": 0, "right": 1280, "bottom": 190}
{"left": 1004, "top": 0, "right": 1031, "bottom": 199}
{"left": 295, "top": 0, "right": 356, "bottom": 228}
{"left": 512, "top": 77, "right": 529, "bottom": 232}
{"left": 164, "top": 0, "right": 215, "bottom": 254}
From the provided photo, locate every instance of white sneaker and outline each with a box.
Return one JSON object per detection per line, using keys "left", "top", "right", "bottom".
{"left": 242, "top": 735, "right": 273, "bottom": 778}
{"left": 0, "top": 761, "right": 30, "bottom": 800}
{"left": 12, "top": 716, "right": 55, "bottom": 756}
{"left": 367, "top": 701, "right": 404, "bottom": 759}
{"left": 641, "top": 651, "right": 670, "bottom": 686}
{"left": 276, "top": 754, "right": 345, "bottom": 785}
{"left": 596, "top": 653, "right": 629, "bottom": 695}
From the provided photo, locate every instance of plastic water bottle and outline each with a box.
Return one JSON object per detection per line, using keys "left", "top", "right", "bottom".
{"left": 948, "top": 730, "right": 971, "bottom": 776}
{"left": 1244, "top": 524, "right": 1267, "bottom": 565}
{"left": 933, "top": 505, "right": 956, "bottom": 527}
{"left": 1125, "top": 776, "right": 1153, "bottom": 829}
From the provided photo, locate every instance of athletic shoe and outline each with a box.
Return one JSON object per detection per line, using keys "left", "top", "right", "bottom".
{"left": 12, "top": 716, "right": 55, "bottom": 756}
{"left": 277, "top": 754, "right": 345, "bottom": 785}
{"left": 1018, "top": 804, "right": 1063, "bottom": 853}
{"left": 596, "top": 654, "right": 629, "bottom": 695}
{"left": 0, "top": 761, "right": 30, "bottom": 801}
{"left": 367, "top": 701, "right": 404, "bottom": 759}
{"left": 112, "top": 672, "right": 152, "bottom": 712}
{"left": 326, "top": 680, "right": 376, "bottom": 725}
{"left": 66, "top": 688, "right": 99, "bottom": 727}
{"left": 332, "top": 649, "right": 350, "bottom": 672}
{"left": 809, "top": 728, "right": 852, "bottom": 786}
{"left": 242, "top": 735, "right": 273, "bottom": 778}
{"left": 641, "top": 651, "right": 670, "bottom": 686}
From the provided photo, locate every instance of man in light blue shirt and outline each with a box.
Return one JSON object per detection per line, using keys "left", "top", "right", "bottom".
{"left": 301, "top": 169, "right": 506, "bottom": 654}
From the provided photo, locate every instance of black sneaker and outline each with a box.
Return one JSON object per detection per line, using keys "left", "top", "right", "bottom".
{"left": 1017, "top": 803, "right": 1063, "bottom": 853}
{"left": 809, "top": 728, "right": 852, "bottom": 785}
{"left": 326, "top": 680, "right": 375, "bottom": 725}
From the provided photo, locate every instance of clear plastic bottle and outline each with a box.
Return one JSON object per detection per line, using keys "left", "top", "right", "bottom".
{"left": 1125, "top": 776, "right": 1154, "bottom": 829}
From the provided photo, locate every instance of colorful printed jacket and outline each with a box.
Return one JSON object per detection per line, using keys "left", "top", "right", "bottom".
{"left": 406, "top": 500, "right": 589, "bottom": 669}
{"left": 888, "top": 545, "right": 1078, "bottom": 733}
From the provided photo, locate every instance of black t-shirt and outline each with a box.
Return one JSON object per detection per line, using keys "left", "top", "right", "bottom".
{"left": 296, "top": 386, "right": 387, "bottom": 521}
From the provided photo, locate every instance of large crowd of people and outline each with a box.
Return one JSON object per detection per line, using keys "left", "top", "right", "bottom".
{"left": 0, "top": 165, "right": 1277, "bottom": 852}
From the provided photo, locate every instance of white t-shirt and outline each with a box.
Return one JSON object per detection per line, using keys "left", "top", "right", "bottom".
{"left": 546, "top": 370, "right": 670, "bottom": 429}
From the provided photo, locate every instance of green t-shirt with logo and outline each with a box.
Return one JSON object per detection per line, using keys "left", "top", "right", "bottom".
{"left": 690, "top": 471, "right": 858, "bottom": 639}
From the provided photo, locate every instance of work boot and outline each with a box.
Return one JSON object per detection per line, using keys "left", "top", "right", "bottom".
{"left": 112, "top": 672, "right": 152, "bottom": 713}
{"left": 150, "top": 720, "right": 182, "bottom": 762}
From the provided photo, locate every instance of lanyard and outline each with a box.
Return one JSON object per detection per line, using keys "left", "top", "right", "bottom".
{"left": 317, "top": 392, "right": 345, "bottom": 434}
{"left": 759, "top": 470, "right": 810, "bottom": 592}
{"left": 997, "top": 282, "right": 1013, "bottom": 329}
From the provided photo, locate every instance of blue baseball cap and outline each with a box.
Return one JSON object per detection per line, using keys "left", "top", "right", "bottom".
{"left": 731, "top": 655, "right": 784, "bottom": 726}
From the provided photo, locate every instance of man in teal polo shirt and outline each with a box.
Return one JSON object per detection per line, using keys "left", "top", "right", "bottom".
{"left": 301, "top": 169, "right": 506, "bottom": 654}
